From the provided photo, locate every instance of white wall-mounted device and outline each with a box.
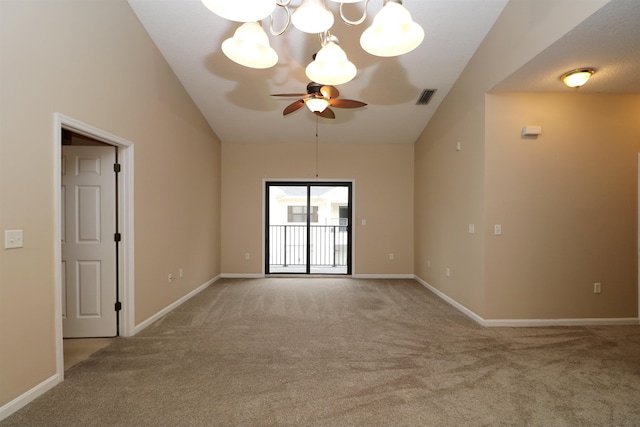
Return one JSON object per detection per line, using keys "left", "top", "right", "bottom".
{"left": 521, "top": 126, "right": 542, "bottom": 137}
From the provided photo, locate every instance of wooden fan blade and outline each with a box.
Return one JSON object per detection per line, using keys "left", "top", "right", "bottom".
{"left": 314, "top": 108, "right": 335, "bottom": 119}
{"left": 329, "top": 99, "right": 367, "bottom": 109}
{"left": 283, "top": 100, "right": 305, "bottom": 116}
{"left": 271, "top": 93, "right": 309, "bottom": 97}
{"left": 320, "top": 85, "right": 339, "bottom": 99}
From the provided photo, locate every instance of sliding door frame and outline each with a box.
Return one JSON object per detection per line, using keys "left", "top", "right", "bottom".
{"left": 264, "top": 179, "right": 354, "bottom": 275}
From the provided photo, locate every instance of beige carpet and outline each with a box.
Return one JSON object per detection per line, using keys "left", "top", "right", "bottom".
{"left": 3, "top": 278, "right": 640, "bottom": 426}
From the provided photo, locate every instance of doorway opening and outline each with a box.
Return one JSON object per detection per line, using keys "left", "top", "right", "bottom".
{"left": 265, "top": 181, "right": 352, "bottom": 275}
{"left": 54, "top": 113, "right": 134, "bottom": 377}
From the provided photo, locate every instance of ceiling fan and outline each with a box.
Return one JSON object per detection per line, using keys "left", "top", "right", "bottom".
{"left": 271, "top": 82, "right": 367, "bottom": 119}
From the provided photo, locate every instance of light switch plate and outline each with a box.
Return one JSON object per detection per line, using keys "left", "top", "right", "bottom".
{"left": 5, "top": 229, "right": 24, "bottom": 249}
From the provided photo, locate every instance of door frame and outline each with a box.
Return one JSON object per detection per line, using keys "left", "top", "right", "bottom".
{"left": 263, "top": 179, "right": 355, "bottom": 276}
{"left": 53, "top": 113, "right": 135, "bottom": 378}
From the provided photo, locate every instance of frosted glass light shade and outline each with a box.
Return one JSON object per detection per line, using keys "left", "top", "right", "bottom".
{"left": 305, "top": 41, "right": 356, "bottom": 85}
{"left": 306, "top": 98, "right": 330, "bottom": 112}
{"left": 292, "top": 0, "right": 334, "bottom": 34}
{"left": 222, "top": 22, "right": 278, "bottom": 68}
{"left": 561, "top": 68, "right": 595, "bottom": 88}
{"left": 201, "top": 0, "right": 276, "bottom": 22}
{"left": 360, "top": 1, "right": 424, "bottom": 57}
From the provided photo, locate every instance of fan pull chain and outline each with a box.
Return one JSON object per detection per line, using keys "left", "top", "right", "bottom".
{"left": 315, "top": 116, "right": 319, "bottom": 177}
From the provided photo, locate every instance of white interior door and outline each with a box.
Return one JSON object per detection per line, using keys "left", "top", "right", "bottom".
{"left": 61, "top": 145, "right": 117, "bottom": 337}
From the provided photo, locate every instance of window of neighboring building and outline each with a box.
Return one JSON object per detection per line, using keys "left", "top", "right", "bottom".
{"left": 339, "top": 205, "right": 349, "bottom": 231}
{"left": 288, "top": 205, "right": 318, "bottom": 223}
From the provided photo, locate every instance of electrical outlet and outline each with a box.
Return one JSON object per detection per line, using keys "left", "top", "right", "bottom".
{"left": 389, "top": 253, "right": 394, "bottom": 260}
{"left": 594, "top": 282, "right": 601, "bottom": 294}
{"left": 245, "top": 253, "right": 250, "bottom": 260}
{"left": 168, "top": 273, "right": 175, "bottom": 283}
{"left": 468, "top": 224, "right": 475, "bottom": 234}
{"left": 494, "top": 224, "right": 502, "bottom": 236}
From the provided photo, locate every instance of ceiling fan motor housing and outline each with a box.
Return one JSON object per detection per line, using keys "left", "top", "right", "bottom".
{"left": 307, "top": 81, "right": 323, "bottom": 95}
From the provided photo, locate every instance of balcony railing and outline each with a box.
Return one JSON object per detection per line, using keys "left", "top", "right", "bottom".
{"left": 268, "top": 225, "right": 348, "bottom": 274}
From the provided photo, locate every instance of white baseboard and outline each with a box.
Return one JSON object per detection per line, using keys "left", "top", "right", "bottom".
{"left": 414, "top": 276, "right": 640, "bottom": 327}
{"left": 221, "top": 273, "right": 416, "bottom": 279}
{"left": 414, "top": 276, "right": 486, "bottom": 325}
{"left": 1, "top": 276, "right": 221, "bottom": 421}
{"left": 353, "top": 274, "right": 415, "bottom": 279}
{"left": 133, "top": 275, "right": 220, "bottom": 334}
{"left": 0, "top": 373, "right": 62, "bottom": 421}
{"left": 220, "top": 273, "right": 264, "bottom": 279}
{"left": 481, "top": 317, "right": 639, "bottom": 327}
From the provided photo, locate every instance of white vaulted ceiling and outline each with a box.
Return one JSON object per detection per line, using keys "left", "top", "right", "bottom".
{"left": 127, "top": 0, "right": 639, "bottom": 145}
{"left": 127, "top": 0, "right": 508, "bottom": 144}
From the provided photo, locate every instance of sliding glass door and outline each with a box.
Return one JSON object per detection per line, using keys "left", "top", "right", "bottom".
{"left": 265, "top": 182, "right": 352, "bottom": 275}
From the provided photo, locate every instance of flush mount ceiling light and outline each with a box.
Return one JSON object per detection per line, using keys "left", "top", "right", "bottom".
{"left": 561, "top": 68, "right": 595, "bottom": 88}
{"left": 201, "top": 0, "right": 424, "bottom": 73}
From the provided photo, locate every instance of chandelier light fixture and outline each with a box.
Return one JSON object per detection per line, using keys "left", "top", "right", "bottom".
{"left": 305, "top": 34, "right": 357, "bottom": 85}
{"left": 201, "top": 0, "right": 424, "bottom": 85}
{"left": 221, "top": 22, "right": 278, "bottom": 68}
{"left": 292, "top": 0, "right": 335, "bottom": 34}
{"left": 201, "top": 0, "right": 276, "bottom": 22}
{"left": 560, "top": 68, "right": 595, "bottom": 88}
{"left": 359, "top": 1, "right": 424, "bottom": 57}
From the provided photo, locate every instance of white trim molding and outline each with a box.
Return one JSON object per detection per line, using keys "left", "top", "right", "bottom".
{"left": 222, "top": 273, "right": 416, "bottom": 279}
{"left": 133, "top": 275, "right": 220, "bottom": 334}
{"left": 354, "top": 274, "right": 415, "bottom": 279}
{"left": 3, "top": 114, "right": 135, "bottom": 422}
{"left": 0, "top": 374, "right": 62, "bottom": 421}
{"left": 481, "top": 317, "right": 639, "bottom": 327}
{"left": 415, "top": 276, "right": 486, "bottom": 324}
{"left": 415, "top": 276, "right": 639, "bottom": 327}
{"left": 221, "top": 273, "right": 265, "bottom": 279}
{"left": 54, "top": 113, "right": 136, "bottom": 338}
{"left": 1, "top": 274, "right": 219, "bottom": 421}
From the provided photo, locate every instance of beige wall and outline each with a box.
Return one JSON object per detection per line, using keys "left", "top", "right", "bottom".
{"left": 0, "top": 0, "right": 221, "bottom": 408}
{"left": 413, "top": 95, "right": 487, "bottom": 314}
{"left": 413, "top": 0, "right": 610, "bottom": 318}
{"left": 485, "top": 93, "right": 640, "bottom": 319}
{"left": 222, "top": 142, "right": 414, "bottom": 275}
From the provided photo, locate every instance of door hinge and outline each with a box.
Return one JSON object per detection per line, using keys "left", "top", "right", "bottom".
{"left": 114, "top": 163, "right": 121, "bottom": 173}
{"left": 114, "top": 232, "right": 122, "bottom": 242}
{"left": 114, "top": 301, "right": 122, "bottom": 311}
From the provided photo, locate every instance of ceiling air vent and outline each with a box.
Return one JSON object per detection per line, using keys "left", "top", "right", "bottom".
{"left": 416, "top": 89, "right": 436, "bottom": 105}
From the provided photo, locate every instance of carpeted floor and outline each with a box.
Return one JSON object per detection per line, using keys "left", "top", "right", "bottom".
{"left": 3, "top": 278, "right": 640, "bottom": 426}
